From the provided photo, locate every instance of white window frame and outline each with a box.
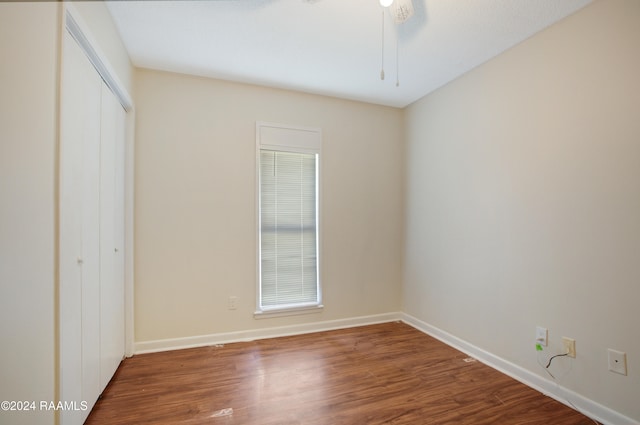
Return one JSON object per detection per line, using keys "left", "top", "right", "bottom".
{"left": 255, "top": 121, "right": 323, "bottom": 318}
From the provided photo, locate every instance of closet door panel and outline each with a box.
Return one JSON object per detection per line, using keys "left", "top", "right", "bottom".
{"left": 59, "top": 29, "right": 102, "bottom": 424}
{"left": 80, "top": 87, "right": 102, "bottom": 417}
{"left": 60, "top": 30, "right": 90, "bottom": 423}
{"left": 99, "top": 83, "right": 126, "bottom": 391}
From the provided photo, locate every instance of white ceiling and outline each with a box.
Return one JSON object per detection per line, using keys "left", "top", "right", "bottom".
{"left": 106, "top": 0, "right": 593, "bottom": 108}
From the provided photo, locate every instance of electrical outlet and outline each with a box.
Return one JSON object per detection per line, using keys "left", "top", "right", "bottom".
{"left": 536, "top": 326, "right": 548, "bottom": 346}
{"left": 228, "top": 296, "right": 238, "bottom": 310}
{"left": 562, "top": 337, "right": 576, "bottom": 358}
{"left": 608, "top": 349, "right": 627, "bottom": 376}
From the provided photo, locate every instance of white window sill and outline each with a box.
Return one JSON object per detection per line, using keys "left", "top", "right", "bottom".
{"left": 254, "top": 304, "right": 324, "bottom": 319}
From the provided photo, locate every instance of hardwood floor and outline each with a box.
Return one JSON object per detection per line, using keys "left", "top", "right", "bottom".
{"left": 86, "top": 322, "right": 598, "bottom": 424}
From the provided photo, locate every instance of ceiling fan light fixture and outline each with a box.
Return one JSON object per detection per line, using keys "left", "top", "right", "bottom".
{"left": 380, "top": 0, "right": 394, "bottom": 8}
{"left": 390, "top": 0, "right": 414, "bottom": 24}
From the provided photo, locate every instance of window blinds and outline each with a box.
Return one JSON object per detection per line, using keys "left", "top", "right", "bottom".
{"left": 260, "top": 150, "right": 318, "bottom": 308}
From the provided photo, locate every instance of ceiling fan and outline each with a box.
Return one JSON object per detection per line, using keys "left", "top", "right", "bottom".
{"left": 302, "top": 0, "right": 414, "bottom": 23}
{"left": 379, "top": 0, "right": 414, "bottom": 85}
{"left": 302, "top": 0, "right": 414, "bottom": 84}
{"left": 381, "top": 0, "right": 414, "bottom": 24}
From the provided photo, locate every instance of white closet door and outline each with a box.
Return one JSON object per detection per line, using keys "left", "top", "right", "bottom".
{"left": 60, "top": 29, "right": 102, "bottom": 424}
{"left": 99, "top": 82, "right": 126, "bottom": 391}
{"left": 60, "top": 29, "right": 126, "bottom": 424}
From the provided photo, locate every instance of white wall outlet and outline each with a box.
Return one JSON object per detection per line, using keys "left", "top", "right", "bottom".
{"left": 562, "top": 337, "right": 576, "bottom": 358}
{"left": 228, "top": 296, "right": 238, "bottom": 310}
{"left": 608, "top": 349, "right": 627, "bottom": 375}
{"left": 536, "top": 326, "right": 548, "bottom": 346}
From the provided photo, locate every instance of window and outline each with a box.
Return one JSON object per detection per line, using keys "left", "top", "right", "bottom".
{"left": 256, "top": 122, "right": 322, "bottom": 316}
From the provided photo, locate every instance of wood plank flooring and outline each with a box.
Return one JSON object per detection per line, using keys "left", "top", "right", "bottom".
{"left": 86, "top": 322, "right": 598, "bottom": 424}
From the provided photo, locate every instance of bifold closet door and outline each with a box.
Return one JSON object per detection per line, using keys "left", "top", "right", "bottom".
{"left": 60, "top": 29, "right": 126, "bottom": 425}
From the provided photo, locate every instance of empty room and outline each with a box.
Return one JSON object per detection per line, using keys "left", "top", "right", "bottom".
{"left": 0, "top": 0, "right": 638, "bottom": 424}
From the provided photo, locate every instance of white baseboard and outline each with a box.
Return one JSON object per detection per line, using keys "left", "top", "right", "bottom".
{"left": 134, "top": 312, "right": 402, "bottom": 355}
{"left": 400, "top": 313, "right": 639, "bottom": 425}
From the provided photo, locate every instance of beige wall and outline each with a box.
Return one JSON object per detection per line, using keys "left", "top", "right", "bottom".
{"left": 0, "top": 3, "right": 60, "bottom": 425}
{"left": 403, "top": 0, "right": 639, "bottom": 420}
{"left": 134, "top": 69, "right": 404, "bottom": 342}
